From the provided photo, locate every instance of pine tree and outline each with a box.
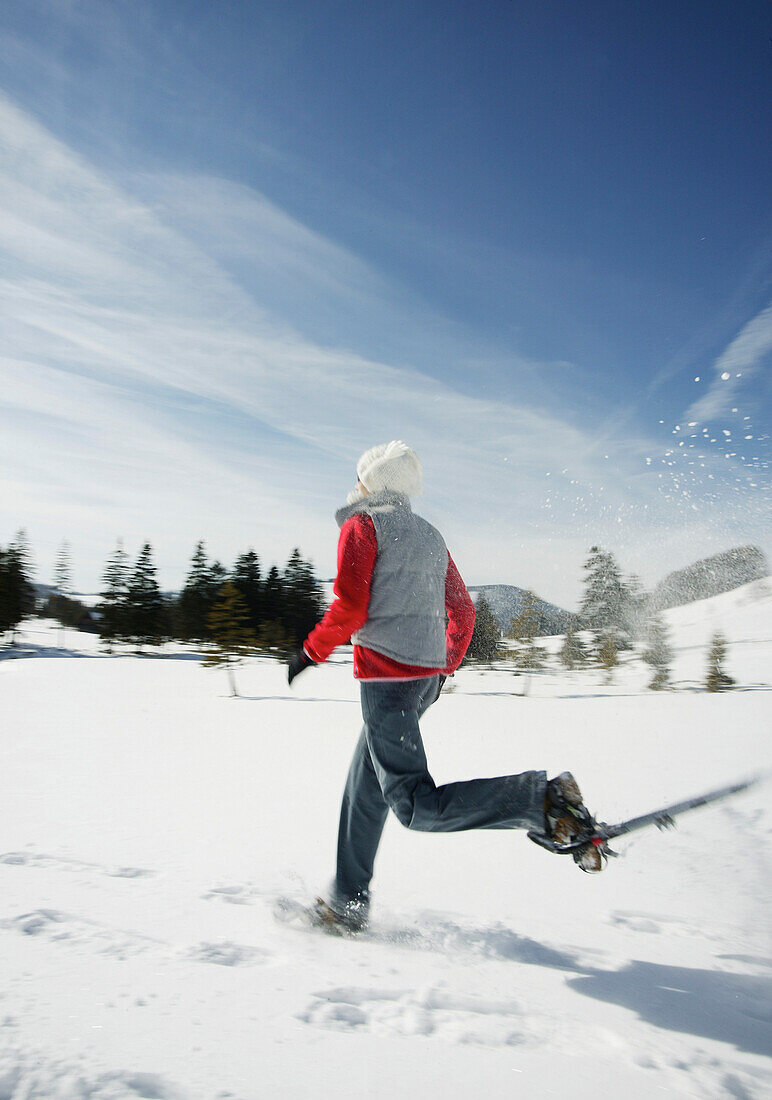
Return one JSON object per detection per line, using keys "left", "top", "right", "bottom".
{"left": 559, "top": 625, "right": 588, "bottom": 670}
{"left": 98, "top": 540, "right": 130, "bottom": 652}
{"left": 598, "top": 630, "right": 620, "bottom": 684}
{"left": 10, "top": 530, "right": 36, "bottom": 624}
{"left": 508, "top": 590, "right": 547, "bottom": 671}
{"left": 463, "top": 594, "right": 501, "bottom": 664}
{"left": 12, "top": 530, "right": 36, "bottom": 615}
{"left": 126, "top": 543, "right": 163, "bottom": 651}
{"left": 642, "top": 612, "right": 673, "bottom": 690}
{"left": 54, "top": 540, "right": 72, "bottom": 596}
{"left": 232, "top": 550, "right": 262, "bottom": 633}
{"left": 204, "top": 582, "right": 257, "bottom": 696}
{"left": 176, "top": 541, "right": 210, "bottom": 641}
{"left": 40, "top": 592, "right": 90, "bottom": 630}
{"left": 281, "top": 548, "right": 325, "bottom": 647}
{"left": 0, "top": 538, "right": 35, "bottom": 640}
{"left": 53, "top": 540, "right": 73, "bottom": 645}
{"left": 176, "top": 542, "right": 225, "bottom": 642}
{"left": 581, "top": 546, "right": 626, "bottom": 646}
{"left": 0, "top": 549, "right": 13, "bottom": 638}
{"left": 256, "top": 564, "right": 288, "bottom": 653}
{"left": 705, "top": 631, "right": 734, "bottom": 692}
{"left": 621, "top": 574, "right": 647, "bottom": 645}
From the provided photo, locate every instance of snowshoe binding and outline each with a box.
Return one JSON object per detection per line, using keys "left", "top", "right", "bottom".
{"left": 310, "top": 897, "right": 368, "bottom": 935}
{"left": 274, "top": 893, "right": 369, "bottom": 935}
{"left": 529, "top": 772, "right": 609, "bottom": 873}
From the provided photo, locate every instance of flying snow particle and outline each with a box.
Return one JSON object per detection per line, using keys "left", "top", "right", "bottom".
{"left": 721, "top": 372, "right": 731, "bottom": 381}
{"left": 694, "top": 376, "right": 700, "bottom": 382}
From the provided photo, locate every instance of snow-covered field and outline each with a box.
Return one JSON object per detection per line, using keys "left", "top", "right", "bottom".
{"left": 1, "top": 580, "right": 771, "bottom": 1099}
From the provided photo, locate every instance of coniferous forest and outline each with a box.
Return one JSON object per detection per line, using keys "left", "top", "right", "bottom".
{"left": 0, "top": 534, "right": 326, "bottom": 658}
{"left": 0, "top": 532, "right": 762, "bottom": 695}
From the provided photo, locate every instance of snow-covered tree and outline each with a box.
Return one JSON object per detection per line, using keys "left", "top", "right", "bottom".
{"left": 508, "top": 590, "right": 547, "bottom": 671}
{"left": 598, "top": 631, "right": 620, "bottom": 683}
{"left": 581, "top": 546, "right": 626, "bottom": 644}
{"left": 642, "top": 612, "right": 673, "bottom": 690}
{"left": 621, "top": 573, "right": 648, "bottom": 644}
{"left": 705, "top": 631, "right": 734, "bottom": 692}
{"left": 559, "top": 625, "right": 588, "bottom": 670}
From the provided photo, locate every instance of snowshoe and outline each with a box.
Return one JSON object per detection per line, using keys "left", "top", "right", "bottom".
{"left": 530, "top": 771, "right": 608, "bottom": 873}
{"left": 310, "top": 897, "right": 368, "bottom": 935}
{"left": 274, "top": 895, "right": 368, "bottom": 936}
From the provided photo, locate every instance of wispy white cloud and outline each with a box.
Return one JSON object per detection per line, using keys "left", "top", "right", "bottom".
{"left": 1, "top": 91, "right": 767, "bottom": 603}
{"left": 686, "top": 300, "right": 772, "bottom": 423}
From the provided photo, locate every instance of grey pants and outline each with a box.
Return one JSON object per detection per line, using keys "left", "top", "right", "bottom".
{"left": 331, "top": 676, "right": 547, "bottom": 914}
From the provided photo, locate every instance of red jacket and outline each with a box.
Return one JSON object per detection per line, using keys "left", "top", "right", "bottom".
{"left": 304, "top": 513, "right": 475, "bottom": 679}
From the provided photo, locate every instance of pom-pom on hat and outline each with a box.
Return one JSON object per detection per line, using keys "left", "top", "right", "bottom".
{"left": 357, "top": 440, "right": 423, "bottom": 498}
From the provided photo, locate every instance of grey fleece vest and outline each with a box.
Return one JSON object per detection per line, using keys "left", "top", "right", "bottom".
{"left": 335, "top": 491, "right": 449, "bottom": 668}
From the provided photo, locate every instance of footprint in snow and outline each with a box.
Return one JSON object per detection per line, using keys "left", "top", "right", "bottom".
{"left": 2, "top": 909, "right": 275, "bottom": 973}
{"left": 0, "top": 1049, "right": 186, "bottom": 1100}
{"left": 299, "top": 985, "right": 528, "bottom": 1046}
{"left": 185, "top": 941, "right": 273, "bottom": 967}
{"left": 1, "top": 909, "right": 162, "bottom": 959}
{"left": 608, "top": 910, "right": 719, "bottom": 940}
{"left": 0, "top": 850, "right": 155, "bottom": 879}
{"left": 200, "top": 884, "right": 263, "bottom": 905}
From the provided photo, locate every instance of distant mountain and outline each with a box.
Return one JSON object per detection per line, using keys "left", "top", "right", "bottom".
{"left": 650, "top": 546, "right": 769, "bottom": 612}
{"left": 468, "top": 585, "right": 573, "bottom": 637}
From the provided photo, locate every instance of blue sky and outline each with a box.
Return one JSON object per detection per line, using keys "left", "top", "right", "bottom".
{"left": 1, "top": 0, "right": 770, "bottom": 608}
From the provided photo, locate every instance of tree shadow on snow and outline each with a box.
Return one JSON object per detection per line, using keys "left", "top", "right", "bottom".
{"left": 233, "top": 695, "right": 359, "bottom": 705}
{"left": 0, "top": 643, "right": 204, "bottom": 663}
{"left": 567, "top": 960, "right": 772, "bottom": 1057}
{"left": 0, "top": 642, "right": 90, "bottom": 661}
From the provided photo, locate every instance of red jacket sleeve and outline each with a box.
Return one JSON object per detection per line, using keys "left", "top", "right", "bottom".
{"left": 304, "top": 514, "right": 377, "bottom": 663}
{"left": 444, "top": 554, "right": 475, "bottom": 674}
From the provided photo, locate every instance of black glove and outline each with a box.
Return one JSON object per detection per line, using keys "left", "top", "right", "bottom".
{"left": 287, "top": 648, "right": 314, "bottom": 686}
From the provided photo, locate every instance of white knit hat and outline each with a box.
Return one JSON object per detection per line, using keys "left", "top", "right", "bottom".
{"left": 356, "top": 440, "right": 423, "bottom": 497}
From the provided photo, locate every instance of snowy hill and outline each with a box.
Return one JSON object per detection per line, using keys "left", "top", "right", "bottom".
{"left": 651, "top": 546, "right": 769, "bottom": 612}
{"left": 468, "top": 584, "right": 573, "bottom": 635}
{"left": 660, "top": 576, "right": 772, "bottom": 686}
{"left": 0, "top": 586, "right": 770, "bottom": 1099}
